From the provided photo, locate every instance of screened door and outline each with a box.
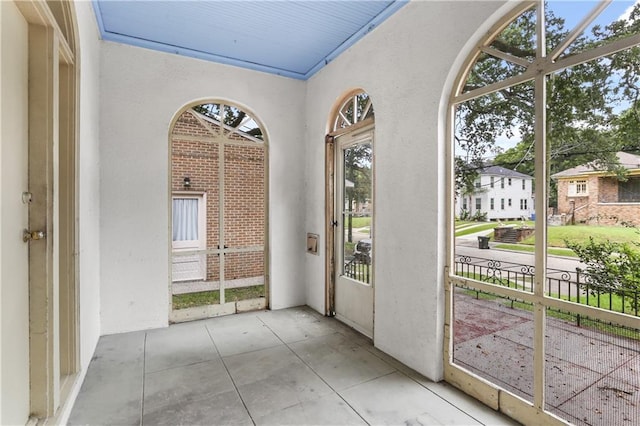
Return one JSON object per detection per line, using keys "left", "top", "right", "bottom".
{"left": 170, "top": 103, "right": 267, "bottom": 321}
{"left": 334, "top": 130, "right": 374, "bottom": 337}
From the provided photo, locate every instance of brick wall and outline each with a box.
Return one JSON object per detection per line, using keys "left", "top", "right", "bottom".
{"left": 171, "top": 110, "right": 265, "bottom": 282}
{"left": 556, "top": 175, "right": 640, "bottom": 225}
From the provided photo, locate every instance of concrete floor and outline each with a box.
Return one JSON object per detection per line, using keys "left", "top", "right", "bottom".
{"left": 69, "top": 306, "right": 515, "bottom": 425}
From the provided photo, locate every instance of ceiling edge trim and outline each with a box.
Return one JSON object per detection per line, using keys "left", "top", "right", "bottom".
{"left": 91, "top": 0, "right": 409, "bottom": 81}
{"left": 303, "top": 0, "right": 410, "bottom": 79}
{"left": 101, "top": 32, "right": 308, "bottom": 80}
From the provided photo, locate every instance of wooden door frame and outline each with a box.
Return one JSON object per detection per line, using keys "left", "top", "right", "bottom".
{"left": 17, "top": 0, "right": 79, "bottom": 419}
{"left": 324, "top": 134, "right": 336, "bottom": 316}
{"left": 325, "top": 118, "right": 375, "bottom": 317}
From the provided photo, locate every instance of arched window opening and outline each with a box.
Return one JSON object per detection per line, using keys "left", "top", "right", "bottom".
{"left": 448, "top": 2, "right": 640, "bottom": 425}
{"left": 333, "top": 91, "right": 374, "bottom": 131}
{"left": 169, "top": 102, "right": 268, "bottom": 322}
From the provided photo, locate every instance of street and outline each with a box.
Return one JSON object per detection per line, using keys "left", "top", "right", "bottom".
{"left": 455, "top": 236, "right": 586, "bottom": 297}
{"left": 455, "top": 237, "right": 584, "bottom": 272}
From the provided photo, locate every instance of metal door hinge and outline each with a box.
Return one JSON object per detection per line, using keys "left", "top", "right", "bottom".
{"left": 23, "top": 229, "right": 46, "bottom": 242}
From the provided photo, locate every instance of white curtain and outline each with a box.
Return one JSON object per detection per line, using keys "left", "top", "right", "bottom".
{"left": 173, "top": 198, "right": 199, "bottom": 241}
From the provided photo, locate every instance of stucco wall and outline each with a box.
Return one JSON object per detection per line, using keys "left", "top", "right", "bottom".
{"left": 98, "top": 0, "right": 513, "bottom": 380}
{"left": 0, "top": 2, "right": 30, "bottom": 422}
{"left": 52, "top": 3, "right": 104, "bottom": 424}
{"left": 99, "top": 43, "right": 306, "bottom": 334}
{"left": 75, "top": 0, "right": 103, "bottom": 371}
{"left": 304, "top": 0, "right": 507, "bottom": 380}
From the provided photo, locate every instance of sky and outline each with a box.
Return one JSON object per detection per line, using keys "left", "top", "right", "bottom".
{"left": 482, "top": 0, "right": 640, "bottom": 159}
{"left": 548, "top": 0, "right": 638, "bottom": 29}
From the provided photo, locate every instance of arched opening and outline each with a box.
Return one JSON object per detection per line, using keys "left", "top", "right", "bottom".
{"left": 168, "top": 101, "right": 268, "bottom": 322}
{"left": 447, "top": 2, "right": 640, "bottom": 424}
{"left": 326, "top": 90, "right": 375, "bottom": 337}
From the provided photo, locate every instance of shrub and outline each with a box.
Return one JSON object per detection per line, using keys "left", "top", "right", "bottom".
{"left": 566, "top": 233, "right": 640, "bottom": 311}
{"left": 471, "top": 211, "right": 488, "bottom": 222}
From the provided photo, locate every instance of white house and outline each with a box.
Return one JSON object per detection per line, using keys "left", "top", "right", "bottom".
{"left": 456, "top": 165, "right": 535, "bottom": 221}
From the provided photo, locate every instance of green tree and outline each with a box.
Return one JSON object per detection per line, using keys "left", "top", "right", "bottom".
{"left": 344, "top": 144, "right": 372, "bottom": 243}
{"left": 456, "top": 3, "right": 640, "bottom": 189}
{"left": 193, "top": 103, "right": 263, "bottom": 139}
{"left": 613, "top": 100, "right": 640, "bottom": 154}
{"left": 454, "top": 157, "right": 480, "bottom": 219}
{"left": 341, "top": 93, "right": 374, "bottom": 243}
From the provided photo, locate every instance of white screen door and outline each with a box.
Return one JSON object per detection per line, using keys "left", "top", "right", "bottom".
{"left": 334, "top": 130, "right": 374, "bottom": 337}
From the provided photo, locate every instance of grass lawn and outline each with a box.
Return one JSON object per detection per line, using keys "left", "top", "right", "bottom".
{"left": 455, "top": 221, "right": 533, "bottom": 237}
{"left": 521, "top": 225, "right": 639, "bottom": 248}
{"left": 455, "top": 222, "right": 638, "bottom": 248}
{"left": 350, "top": 217, "right": 371, "bottom": 228}
{"left": 493, "top": 243, "right": 578, "bottom": 257}
{"left": 474, "top": 224, "right": 638, "bottom": 254}
{"left": 556, "top": 291, "right": 638, "bottom": 315}
{"left": 173, "top": 285, "right": 265, "bottom": 310}
{"left": 455, "top": 221, "right": 475, "bottom": 228}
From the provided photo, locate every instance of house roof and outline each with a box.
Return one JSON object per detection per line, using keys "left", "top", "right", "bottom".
{"left": 480, "top": 165, "right": 532, "bottom": 179}
{"left": 551, "top": 151, "right": 640, "bottom": 179}
{"left": 92, "top": 1, "right": 408, "bottom": 80}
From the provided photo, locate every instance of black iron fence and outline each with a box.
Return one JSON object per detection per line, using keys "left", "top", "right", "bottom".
{"left": 455, "top": 255, "right": 640, "bottom": 317}
{"left": 344, "top": 255, "right": 371, "bottom": 284}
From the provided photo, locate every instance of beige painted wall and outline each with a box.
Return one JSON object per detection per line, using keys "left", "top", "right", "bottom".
{"left": 0, "top": 2, "right": 30, "bottom": 423}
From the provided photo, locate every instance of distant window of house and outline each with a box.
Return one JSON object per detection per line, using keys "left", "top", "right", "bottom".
{"left": 490, "top": 177, "right": 495, "bottom": 188}
{"left": 619, "top": 177, "right": 640, "bottom": 202}
{"left": 475, "top": 198, "right": 481, "bottom": 211}
{"left": 501, "top": 198, "right": 505, "bottom": 210}
{"left": 490, "top": 198, "right": 494, "bottom": 209}
{"left": 462, "top": 198, "right": 467, "bottom": 210}
{"left": 568, "top": 179, "right": 588, "bottom": 196}
{"left": 522, "top": 179, "right": 525, "bottom": 190}
{"left": 508, "top": 178, "right": 512, "bottom": 186}
{"left": 500, "top": 178, "right": 504, "bottom": 189}
{"left": 475, "top": 180, "right": 481, "bottom": 189}
{"left": 508, "top": 198, "right": 512, "bottom": 207}
{"left": 520, "top": 199, "right": 528, "bottom": 210}
{"left": 172, "top": 197, "right": 202, "bottom": 244}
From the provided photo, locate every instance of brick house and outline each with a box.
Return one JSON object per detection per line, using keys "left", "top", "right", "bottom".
{"left": 552, "top": 151, "right": 640, "bottom": 225}
{"left": 170, "top": 108, "right": 266, "bottom": 292}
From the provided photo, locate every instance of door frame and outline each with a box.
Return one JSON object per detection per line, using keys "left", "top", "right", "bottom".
{"left": 171, "top": 192, "right": 207, "bottom": 281}
{"left": 15, "top": 0, "right": 80, "bottom": 420}
{"left": 168, "top": 102, "right": 270, "bottom": 320}
{"left": 325, "top": 117, "right": 375, "bottom": 320}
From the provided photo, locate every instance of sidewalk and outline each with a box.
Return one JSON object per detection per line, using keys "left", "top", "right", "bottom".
{"left": 453, "top": 290, "right": 640, "bottom": 425}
